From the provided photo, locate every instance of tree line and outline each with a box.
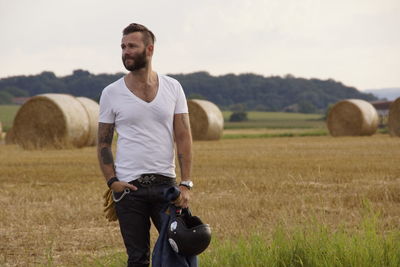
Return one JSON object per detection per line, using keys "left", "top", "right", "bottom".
{"left": 0, "top": 70, "right": 377, "bottom": 113}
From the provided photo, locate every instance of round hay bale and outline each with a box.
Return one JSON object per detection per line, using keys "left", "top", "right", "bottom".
{"left": 188, "top": 99, "right": 224, "bottom": 140}
{"left": 388, "top": 97, "right": 400, "bottom": 137}
{"left": 76, "top": 97, "right": 99, "bottom": 146}
{"left": 327, "top": 99, "right": 379, "bottom": 136}
{"left": 5, "top": 127, "right": 16, "bottom": 144}
{"left": 12, "top": 93, "right": 90, "bottom": 149}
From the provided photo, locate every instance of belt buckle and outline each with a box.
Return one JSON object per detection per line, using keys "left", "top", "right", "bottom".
{"left": 140, "top": 174, "right": 156, "bottom": 186}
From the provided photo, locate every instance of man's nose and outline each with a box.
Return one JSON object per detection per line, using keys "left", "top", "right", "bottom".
{"left": 122, "top": 49, "right": 131, "bottom": 57}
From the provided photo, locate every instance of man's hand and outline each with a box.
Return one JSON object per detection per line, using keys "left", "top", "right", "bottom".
{"left": 111, "top": 181, "right": 137, "bottom": 192}
{"left": 174, "top": 186, "right": 190, "bottom": 208}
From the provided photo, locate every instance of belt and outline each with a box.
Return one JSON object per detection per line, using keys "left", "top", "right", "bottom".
{"left": 130, "top": 173, "right": 176, "bottom": 187}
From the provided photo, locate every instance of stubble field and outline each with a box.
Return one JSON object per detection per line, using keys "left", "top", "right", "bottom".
{"left": 0, "top": 135, "right": 400, "bottom": 266}
{"left": 1, "top": 134, "right": 400, "bottom": 266}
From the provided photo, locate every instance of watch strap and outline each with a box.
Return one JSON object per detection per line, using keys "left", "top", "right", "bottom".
{"left": 107, "top": 177, "right": 119, "bottom": 188}
{"left": 179, "top": 180, "right": 193, "bottom": 190}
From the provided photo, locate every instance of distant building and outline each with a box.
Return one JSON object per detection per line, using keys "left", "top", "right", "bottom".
{"left": 283, "top": 104, "right": 299, "bottom": 113}
{"left": 370, "top": 100, "right": 392, "bottom": 128}
{"left": 11, "top": 97, "right": 30, "bottom": 105}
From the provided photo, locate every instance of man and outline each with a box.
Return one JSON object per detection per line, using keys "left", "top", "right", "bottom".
{"left": 97, "top": 23, "right": 193, "bottom": 267}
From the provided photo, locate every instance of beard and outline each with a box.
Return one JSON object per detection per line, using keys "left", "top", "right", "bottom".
{"left": 122, "top": 49, "right": 148, "bottom": 72}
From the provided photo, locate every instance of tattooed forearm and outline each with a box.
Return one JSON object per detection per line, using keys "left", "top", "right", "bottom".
{"left": 98, "top": 123, "right": 115, "bottom": 145}
{"left": 101, "top": 147, "right": 114, "bottom": 165}
{"left": 97, "top": 123, "right": 116, "bottom": 179}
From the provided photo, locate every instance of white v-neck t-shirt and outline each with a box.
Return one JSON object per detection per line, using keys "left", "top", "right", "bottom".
{"left": 98, "top": 74, "right": 188, "bottom": 182}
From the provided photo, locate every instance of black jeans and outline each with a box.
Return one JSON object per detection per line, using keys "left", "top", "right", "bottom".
{"left": 115, "top": 180, "right": 176, "bottom": 267}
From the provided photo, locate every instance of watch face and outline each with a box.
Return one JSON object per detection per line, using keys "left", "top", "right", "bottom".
{"left": 181, "top": 181, "right": 193, "bottom": 188}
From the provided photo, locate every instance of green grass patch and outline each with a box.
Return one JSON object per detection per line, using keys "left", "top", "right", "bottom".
{"left": 223, "top": 111, "right": 326, "bottom": 129}
{"left": 222, "top": 111, "right": 323, "bottom": 121}
{"left": 87, "top": 209, "right": 400, "bottom": 267}
{"left": 378, "top": 127, "right": 389, "bottom": 134}
{"left": 200, "top": 217, "right": 400, "bottom": 267}
{"left": 81, "top": 251, "right": 127, "bottom": 267}
{"left": 0, "top": 105, "right": 20, "bottom": 131}
{"left": 223, "top": 130, "right": 328, "bottom": 139}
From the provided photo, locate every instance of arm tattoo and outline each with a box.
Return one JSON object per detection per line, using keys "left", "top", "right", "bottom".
{"left": 98, "top": 123, "right": 115, "bottom": 145}
{"left": 101, "top": 147, "right": 114, "bottom": 165}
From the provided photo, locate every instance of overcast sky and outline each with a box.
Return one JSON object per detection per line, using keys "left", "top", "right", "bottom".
{"left": 0, "top": 0, "right": 399, "bottom": 90}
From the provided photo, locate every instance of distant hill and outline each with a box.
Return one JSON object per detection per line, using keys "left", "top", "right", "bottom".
{"left": 364, "top": 88, "right": 400, "bottom": 101}
{"left": 169, "top": 72, "right": 377, "bottom": 112}
{"left": 0, "top": 70, "right": 377, "bottom": 112}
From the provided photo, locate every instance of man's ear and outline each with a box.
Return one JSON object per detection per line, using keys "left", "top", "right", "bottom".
{"left": 147, "top": 44, "right": 154, "bottom": 56}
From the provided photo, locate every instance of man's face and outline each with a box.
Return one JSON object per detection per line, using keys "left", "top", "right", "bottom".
{"left": 121, "top": 32, "right": 149, "bottom": 72}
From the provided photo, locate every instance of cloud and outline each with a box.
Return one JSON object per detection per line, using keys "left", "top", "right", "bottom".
{"left": 0, "top": 0, "right": 399, "bottom": 89}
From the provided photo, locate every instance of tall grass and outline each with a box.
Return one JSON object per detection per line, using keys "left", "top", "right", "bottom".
{"left": 86, "top": 209, "right": 400, "bottom": 267}
{"left": 201, "top": 210, "right": 400, "bottom": 267}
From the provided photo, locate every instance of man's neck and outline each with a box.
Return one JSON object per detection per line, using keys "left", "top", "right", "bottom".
{"left": 126, "top": 64, "right": 155, "bottom": 85}
{"left": 124, "top": 65, "right": 158, "bottom": 94}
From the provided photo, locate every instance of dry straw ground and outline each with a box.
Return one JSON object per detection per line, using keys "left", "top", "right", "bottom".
{"left": 1, "top": 135, "right": 400, "bottom": 266}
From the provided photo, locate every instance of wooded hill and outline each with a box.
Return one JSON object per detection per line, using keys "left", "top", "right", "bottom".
{"left": 0, "top": 70, "right": 377, "bottom": 113}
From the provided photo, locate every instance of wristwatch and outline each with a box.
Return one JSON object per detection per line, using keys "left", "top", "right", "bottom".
{"left": 179, "top": 180, "right": 193, "bottom": 190}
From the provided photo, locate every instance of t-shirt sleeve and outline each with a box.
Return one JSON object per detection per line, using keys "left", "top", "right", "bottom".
{"left": 98, "top": 90, "right": 115, "bottom": 123}
{"left": 174, "top": 83, "right": 189, "bottom": 114}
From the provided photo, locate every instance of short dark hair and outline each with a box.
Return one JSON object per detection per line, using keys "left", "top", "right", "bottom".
{"left": 122, "top": 23, "right": 156, "bottom": 45}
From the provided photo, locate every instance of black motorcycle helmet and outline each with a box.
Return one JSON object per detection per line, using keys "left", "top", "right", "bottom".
{"left": 168, "top": 208, "right": 212, "bottom": 256}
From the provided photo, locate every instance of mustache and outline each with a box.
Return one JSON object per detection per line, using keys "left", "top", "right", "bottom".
{"left": 123, "top": 55, "right": 135, "bottom": 60}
